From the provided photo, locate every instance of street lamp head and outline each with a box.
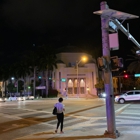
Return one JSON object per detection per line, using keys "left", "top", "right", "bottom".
{"left": 81, "top": 56, "right": 87, "bottom": 62}
{"left": 11, "top": 77, "right": 15, "bottom": 80}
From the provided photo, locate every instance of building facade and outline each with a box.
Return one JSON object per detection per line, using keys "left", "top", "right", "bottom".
{"left": 0, "top": 52, "right": 120, "bottom": 98}
{"left": 52, "top": 52, "right": 99, "bottom": 97}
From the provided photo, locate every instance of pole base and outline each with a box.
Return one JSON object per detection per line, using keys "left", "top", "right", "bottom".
{"left": 104, "top": 130, "right": 120, "bottom": 138}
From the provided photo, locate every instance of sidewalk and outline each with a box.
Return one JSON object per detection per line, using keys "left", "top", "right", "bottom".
{"left": 15, "top": 117, "right": 140, "bottom": 140}
{"left": 39, "top": 95, "right": 99, "bottom": 100}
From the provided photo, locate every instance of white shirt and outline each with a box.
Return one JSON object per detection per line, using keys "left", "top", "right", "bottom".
{"left": 54, "top": 102, "right": 64, "bottom": 114}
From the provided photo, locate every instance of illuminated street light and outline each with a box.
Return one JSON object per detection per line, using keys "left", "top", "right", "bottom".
{"left": 76, "top": 56, "right": 87, "bottom": 98}
{"left": 11, "top": 77, "right": 15, "bottom": 80}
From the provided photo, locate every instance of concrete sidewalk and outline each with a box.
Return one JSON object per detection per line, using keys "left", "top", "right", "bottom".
{"left": 15, "top": 117, "right": 140, "bottom": 140}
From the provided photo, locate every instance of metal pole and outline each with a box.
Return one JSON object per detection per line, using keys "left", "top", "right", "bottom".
{"left": 100, "top": 1, "right": 119, "bottom": 137}
{"left": 24, "top": 80, "right": 25, "bottom": 95}
{"left": 17, "top": 80, "right": 18, "bottom": 95}
{"left": 46, "top": 70, "right": 48, "bottom": 97}
{"left": 33, "top": 67, "right": 36, "bottom": 97}
{"left": 76, "top": 61, "right": 79, "bottom": 98}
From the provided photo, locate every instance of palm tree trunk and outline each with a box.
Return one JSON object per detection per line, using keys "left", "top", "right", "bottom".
{"left": 45, "top": 70, "right": 48, "bottom": 97}
{"left": 41, "top": 71, "right": 45, "bottom": 97}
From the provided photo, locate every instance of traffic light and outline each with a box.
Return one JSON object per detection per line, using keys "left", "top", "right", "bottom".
{"left": 97, "top": 57, "right": 107, "bottom": 70}
{"left": 111, "top": 56, "right": 123, "bottom": 71}
{"left": 124, "top": 74, "right": 128, "bottom": 78}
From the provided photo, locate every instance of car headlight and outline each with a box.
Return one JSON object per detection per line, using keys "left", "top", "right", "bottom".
{"left": 102, "top": 93, "right": 106, "bottom": 97}
{"left": 115, "top": 96, "right": 119, "bottom": 99}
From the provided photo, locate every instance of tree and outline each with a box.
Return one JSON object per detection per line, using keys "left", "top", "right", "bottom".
{"left": 37, "top": 45, "right": 57, "bottom": 97}
{"left": 95, "top": 78, "right": 104, "bottom": 89}
{"left": 126, "top": 46, "right": 140, "bottom": 73}
{"left": 95, "top": 78, "right": 104, "bottom": 96}
{"left": 7, "top": 83, "right": 16, "bottom": 93}
{"left": 11, "top": 61, "right": 32, "bottom": 79}
{"left": 23, "top": 50, "right": 39, "bottom": 97}
{"left": 121, "top": 77, "right": 135, "bottom": 91}
{"left": 135, "top": 77, "right": 140, "bottom": 89}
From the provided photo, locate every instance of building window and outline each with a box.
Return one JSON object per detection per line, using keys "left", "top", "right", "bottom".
{"left": 80, "top": 79, "right": 85, "bottom": 94}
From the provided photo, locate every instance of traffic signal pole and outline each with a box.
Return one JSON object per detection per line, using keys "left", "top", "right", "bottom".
{"left": 100, "top": 1, "right": 119, "bottom": 138}
{"left": 94, "top": 1, "right": 139, "bottom": 137}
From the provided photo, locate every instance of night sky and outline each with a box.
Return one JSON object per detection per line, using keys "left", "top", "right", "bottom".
{"left": 0, "top": 0, "right": 140, "bottom": 67}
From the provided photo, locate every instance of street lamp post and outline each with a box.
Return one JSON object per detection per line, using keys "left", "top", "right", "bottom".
{"left": 76, "top": 57, "right": 87, "bottom": 98}
{"left": 33, "top": 67, "right": 36, "bottom": 97}
{"left": 76, "top": 61, "right": 79, "bottom": 98}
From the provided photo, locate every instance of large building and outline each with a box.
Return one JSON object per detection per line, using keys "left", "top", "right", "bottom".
{"left": 52, "top": 52, "right": 99, "bottom": 97}
{"left": 0, "top": 52, "right": 120, "bottom": 98}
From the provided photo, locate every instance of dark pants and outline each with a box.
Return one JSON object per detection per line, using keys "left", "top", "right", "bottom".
{"left": 56, "top": 112, "right": 64, "bottom": 131}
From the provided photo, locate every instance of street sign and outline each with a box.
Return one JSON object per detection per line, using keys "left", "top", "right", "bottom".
{"left": 134, "top": 74, "right": 140, "bottom": 77}
{"left": 36, "top": 86, "right": 46, "bottom": 89}
{"left": 61, "top": 78, "right": 66, "bottom": 82}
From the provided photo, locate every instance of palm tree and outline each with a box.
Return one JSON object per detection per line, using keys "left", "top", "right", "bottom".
{"left": 37, "top": 45, "right": 57, "bottom": 97}
{"left": 10, "top": 60, "right": 32, "bottom": 96}
{"left": 126, "top": 46, "right": 140, "bottom": 73}
{"left": 0, "top": 64, "right": 12, "bottom": 97}
{"left": 12, "top": 61, "right": 31, "bottom": 78}
{"left": 23, "top": 50, "right": 40, "bottom": 97}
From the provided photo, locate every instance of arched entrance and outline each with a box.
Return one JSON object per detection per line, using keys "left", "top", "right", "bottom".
{"left": 80, "top": 79, "right": 85, "bottom": 94}
{"left": 67, "top": 79, "right": 73, "bottom": 94}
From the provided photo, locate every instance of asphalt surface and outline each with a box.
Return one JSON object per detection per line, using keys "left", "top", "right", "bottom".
{"left": 0, "top": 97, "right": 140, "bottom": 140}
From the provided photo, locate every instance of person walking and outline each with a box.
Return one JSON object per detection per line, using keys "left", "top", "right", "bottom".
{"left": 54, "top": 97, "right": 65, "bottom": 133}
{"left": 63, "top": 88, "right": 68, "bottom": 99}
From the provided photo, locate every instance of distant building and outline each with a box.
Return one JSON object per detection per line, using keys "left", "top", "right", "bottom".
{"left": 52, "top": 52, "right": 99, "bottom": 97}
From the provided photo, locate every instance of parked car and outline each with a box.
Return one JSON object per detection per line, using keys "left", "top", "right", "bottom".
{"left": 25, "top": 96, "right": 34, "bottom": 100}
{"left": 9, "top": 96, "right": 25, "bottom": 101}
{"left": 0, "top": 97, "right": 7, "bottom": 102}
{"left": 115, "top": 90, "right": 140, "bottom": 104}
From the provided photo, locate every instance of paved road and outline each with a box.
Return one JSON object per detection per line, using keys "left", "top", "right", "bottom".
{"left": 0, "top": 98, "right": 140, "bottom": 140}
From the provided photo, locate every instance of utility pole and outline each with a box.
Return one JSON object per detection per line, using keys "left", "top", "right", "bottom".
{"left": 100, "top": 1, "right": 118, "bottom": 137}
{"left": 94, "top": 2, "right": 139, "bottom": 137}
{"left": 76, "top": 61, "right": 79, "bottom": 98}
